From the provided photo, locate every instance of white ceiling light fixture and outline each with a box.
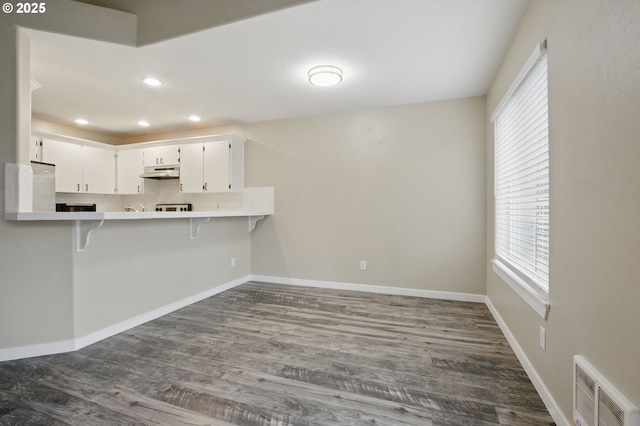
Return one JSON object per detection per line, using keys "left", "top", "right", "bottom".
{"left": 308, "top": 65, "right": 343, "bottom": 87}
{"left": 74, "top": 118, "right": 89, "bottom": 125}
{"left": 188, "top": 115, "right": 202, "bottom": 122}
{"left": 137, "top": 120, "right": 150, "bottom": 127}
{"left": 141, "top": 77, "right": 163, "bottom": 87}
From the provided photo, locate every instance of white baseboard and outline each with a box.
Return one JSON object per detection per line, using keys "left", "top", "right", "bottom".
{"left": 485, "top": 298, "right": 571, "bottom": 426}
{"left": 0, "top": 275, "right": 250, "bottom": 362}
{"left": 0, "top": 339, "right": 76, "bottom": 363}
{"left": 250, "top": 275, "right": 487, "bottom": 303}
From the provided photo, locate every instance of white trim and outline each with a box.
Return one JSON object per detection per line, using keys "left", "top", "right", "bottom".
{"left": 492, "top": 259, "right": 550, "bottom": 320}
{"left": 250, "top": 275, "right": 487, "bottom": 303}
{"left": 485, "top": 298, "right": 571, "bottom": 426}
{"left": 491, "top": 40, "right": 547, "bottom": 122}
{"left": 0, "top": 276, "right": 250, "bottom": 362}
{"left": 0, "top": 339, "right": 76, "bottom": 363}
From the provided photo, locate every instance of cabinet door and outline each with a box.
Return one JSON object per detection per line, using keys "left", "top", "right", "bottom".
{"left": 203, "top": 141, "right": 230, "bottom": 192}
{"left": 143, "top": 146, "right": 162, "bottom": 166}
{"left": 31, "top": 136, "right": 41, "bottom": 162}
{"left": 161, "top": 145, "right": 180, "bottom": 166}
{"left": 42, "top": 138, "right": 82, "bottom": 193}
{"left": 83, "top": 145, "right": 116, "bottom": 194}
{"left": 117, "top": 148, "right": 144, "bottom": 194}
{"left": 143, "top": 144, "right": 180, "bottom": 166}
{"left": 179, "top": 143, "right": 204, "bottom": 193}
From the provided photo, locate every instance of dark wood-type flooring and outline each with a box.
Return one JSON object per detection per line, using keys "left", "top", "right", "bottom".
{"left": 0, "top": 282, "right": 555, "bottom": 425}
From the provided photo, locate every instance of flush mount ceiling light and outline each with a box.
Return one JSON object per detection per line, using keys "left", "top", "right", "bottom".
{"left": 141, "top": 77, "right": 163, "bottom": 87}
{"left": 308, "top": 65, "right": 343, "bottom": 87}
{"left": 137, "top": 120, "right": 150, "bottom": 127}
{"left": 188, "top": 115, "right": 202, "bottom": 122}
{"left": 74, "top": 118, "right": 89, "bottom": 125}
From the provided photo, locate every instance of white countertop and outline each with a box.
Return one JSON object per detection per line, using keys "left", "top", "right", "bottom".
{"left": 6, "top": 210, "right": 271, "bottom": 221}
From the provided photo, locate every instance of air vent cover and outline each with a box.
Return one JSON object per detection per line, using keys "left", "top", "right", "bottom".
{"left": 573, "top": 355, "right": 639, "bottom": 426}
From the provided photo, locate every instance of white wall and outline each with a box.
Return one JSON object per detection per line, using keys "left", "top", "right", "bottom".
{"left": 486, "top": 0, "right": 640, "bottom": 421}
{"left": 242, "top": 98, "right": 487, "bottom": 293}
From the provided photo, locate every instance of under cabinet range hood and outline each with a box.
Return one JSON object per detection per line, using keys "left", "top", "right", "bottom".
{"left": 140, "top": 165, "right": 180, "bottom": 179}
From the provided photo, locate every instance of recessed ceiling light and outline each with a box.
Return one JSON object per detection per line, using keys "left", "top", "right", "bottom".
{"left": 74, "top": 118, "right": 89, "bottom": 125}
{"left": 188, "top": 115, "right": 202, "bottom": 122}
{"left": 137, "top": 120, "right": 150, "bottom": 127}
{"left": 308, "top": 65, "right": 343, "bottom": 87}
{"left": 142, "top": 77, "right": 163, "bottom": 87}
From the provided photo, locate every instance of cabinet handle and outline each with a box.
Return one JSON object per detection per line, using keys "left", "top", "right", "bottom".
{"left": 160, "top": 157, "right": 164, "bottom": 165}
{"left": 137, "top": 185, "right": 141, "bottom": 193}
{"left": 85, "top": 184, "right": 88, "bottom": 192}
{"left": 204, "top": 182, "right": 208, "bottom": 191}
{"left": 77, "top": 183, "right": 80, "bottom": 192}
{"left": 180, "top": 183, "right": 183, "bottom": 192}
{"left": 156, "top": 158, "right": 159, "bottom": 165}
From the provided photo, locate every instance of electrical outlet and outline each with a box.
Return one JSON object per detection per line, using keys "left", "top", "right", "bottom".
{"left": 231, "top": 258, "right": 236, "bottom": 267}
{"left": 539, "top": 326, "right": 546, "bottom": 350}
{"left": 360, "top": 260, "right": 367, "bottom": 271}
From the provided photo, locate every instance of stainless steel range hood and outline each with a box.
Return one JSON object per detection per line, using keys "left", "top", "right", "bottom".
{"left": 140, "top": 165, "right": 180, "bottom": 179}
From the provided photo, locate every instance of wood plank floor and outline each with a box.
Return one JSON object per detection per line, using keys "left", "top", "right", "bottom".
{"left": 0, "top": 282, "right": 555, "bottom": 425}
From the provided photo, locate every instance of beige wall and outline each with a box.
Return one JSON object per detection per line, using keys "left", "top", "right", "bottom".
{"left": 243, "top": 98, "right": 487, "bottom": 293}
{"left": 486, "top": 0, "right": 640, "bottom": 421}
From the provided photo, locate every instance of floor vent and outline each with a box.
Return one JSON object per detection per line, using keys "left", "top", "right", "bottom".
{"left": 574, "top": 355, "right": 639, "bottom": 426}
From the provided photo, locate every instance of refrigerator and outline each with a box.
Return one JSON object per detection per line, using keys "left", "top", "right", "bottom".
{"left": 31, "top": 161, "right": 55, "bottom": 212}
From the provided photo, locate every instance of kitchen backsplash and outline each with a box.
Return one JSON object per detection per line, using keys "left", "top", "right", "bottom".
{"left": 54, "top": 179, "right": 273, "bottom": 213}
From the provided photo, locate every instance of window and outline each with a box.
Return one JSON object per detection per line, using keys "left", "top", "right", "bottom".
{"left": 492, "top": 42, "right": 550, "bottom": 318}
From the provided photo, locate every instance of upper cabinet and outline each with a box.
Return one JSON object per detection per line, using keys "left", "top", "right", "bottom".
{"left": 82, "top": 145, "right": 117, "bottom": 194}
{"left": 116, "top": 147, "right": 144, "bottom": 194}
{"left": 179, "top": 139, "right": 244, "bottom": 193}
{"left": 41, "top": 138, "right": 116, "bottom": 194}
{"left": 178, "top": 143, "right": 205, "bottom": 193}
{"left": 35, "top": 133, "right": 244, "bottom": 196}
{"left": 143, "top": 144, "right": 180, "bottom": 166}
{"left": 42, "top": 138, "right": 82, "bottom": 193}
{"left": 31, "top": 136, "right": 42, "bottom": 162}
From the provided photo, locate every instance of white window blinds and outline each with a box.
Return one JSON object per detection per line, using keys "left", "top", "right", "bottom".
{"left": 494, "top": 50, "right": 549, "bottom": 293}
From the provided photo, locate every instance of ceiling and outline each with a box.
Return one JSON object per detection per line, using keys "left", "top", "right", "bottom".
{"left": 28, "top": 0, "right": 531, "bottom": 137}
{"left": 71, "top": 0, "right": 317, "bottom": 45}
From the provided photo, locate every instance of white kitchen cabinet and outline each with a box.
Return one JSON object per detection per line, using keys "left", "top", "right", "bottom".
{"left": 116, "top": 148, "right": 144, "bottom": 194}
{"left": 42, "top": 138, "right": 83, "bottom": 193}
{"left": 178, "top": 143, "right": 205, "bottom": 193}
{"left": 31, "top": 136, "right": 42, "bottom": 162}
{"left": 179, "top": 140, "right": 243, "bottom": 193}
{"left": 143, "top": 144, "right": 180, "bottom": 166}
{"left": 42, "top": 138, "right": 116, "bottom": 194}
{"left": 203, "top": 141, "right": 232, "bottom": 192}
{"left": 82, "top": 145, "right": 116, "bottom": 194}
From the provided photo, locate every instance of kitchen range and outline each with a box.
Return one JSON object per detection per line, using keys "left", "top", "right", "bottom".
{"left": 155, "top": 203, "right": 192, "bottom": 212}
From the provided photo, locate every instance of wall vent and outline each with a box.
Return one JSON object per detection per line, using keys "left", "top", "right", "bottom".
{"left": 574, "top": 355, "right": 639, "bottom": 426}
